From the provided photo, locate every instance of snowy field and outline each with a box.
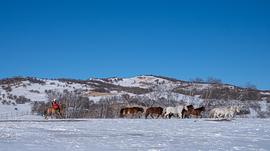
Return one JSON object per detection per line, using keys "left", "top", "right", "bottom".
{"left": 0, "top": 118, "right": 270, "bottom": 151}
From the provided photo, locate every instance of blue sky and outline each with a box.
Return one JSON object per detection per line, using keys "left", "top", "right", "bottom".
{"left": 0, "top": 0, "right": 270, "bottom": 89}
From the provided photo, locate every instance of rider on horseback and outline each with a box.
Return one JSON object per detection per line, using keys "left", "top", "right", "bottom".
{"left": 52, "top": 99, "right": 60, "bottom": 113}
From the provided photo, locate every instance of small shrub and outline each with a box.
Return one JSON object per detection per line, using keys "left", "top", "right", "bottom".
{"left": 15, "top": 96, "right": 31, "bottom": 104}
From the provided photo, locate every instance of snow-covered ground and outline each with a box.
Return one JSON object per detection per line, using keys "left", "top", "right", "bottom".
{"left": 0, "top": 103, "right": 31, "bottom": 115}
{"left": 0, "top": 118, "right": 270, "bottom": 151}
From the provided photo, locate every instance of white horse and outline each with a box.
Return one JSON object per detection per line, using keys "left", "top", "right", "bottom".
{"left": 164, "top": 106, "right": 186, "bottom": 119}
{"left": 209, "top": 106, "right": 240, "bottom": 119}
{"left": 225, "top": 106, "right": 240, "bottom": 118}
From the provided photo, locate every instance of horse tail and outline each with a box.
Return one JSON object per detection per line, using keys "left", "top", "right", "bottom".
{"left": 161, "top": 110, "right": 166, "bottom": 118}
{"left": 119, "top": 108, "right": 125, "bottom": 118}
{"left": 43, "top": 110, "right": 47, "bottom": 116}
{"left": 181, "top": 108, "right": 186, "bottom": 118}
{"left": 44, "top": 108, "right": 50, "bottom": 119}
{"left": 208, "top": 110, "right": 212, "bottom": 118}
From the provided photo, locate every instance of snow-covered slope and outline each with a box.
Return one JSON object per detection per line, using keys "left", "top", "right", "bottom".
{"left": 109, "top": 75, "right": 175, "bottom": 88}
{"left": 0, "top": 76, "right": 270, "bottom": 117}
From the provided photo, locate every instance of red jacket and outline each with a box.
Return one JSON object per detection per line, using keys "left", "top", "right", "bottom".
{"left": 52, "top": 102, "right": 60, "bottom": 110}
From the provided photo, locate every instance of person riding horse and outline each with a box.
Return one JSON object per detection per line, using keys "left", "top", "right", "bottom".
{"left": 52, "top": 99, "right": 61, "bottom": 114}
{"left": 44, "top": 99, "right": 65, "bottom": 119}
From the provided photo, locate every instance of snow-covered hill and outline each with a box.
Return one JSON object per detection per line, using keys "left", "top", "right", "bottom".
{"left": 0, "top": 75, "right": 269, "bottom": 118}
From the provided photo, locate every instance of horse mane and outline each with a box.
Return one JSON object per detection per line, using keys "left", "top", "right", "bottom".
{"left": 138, "top": 107, "right": 144, "bottom": 112}
{"left": 195, "top": 106, "right": 205, "bottom": 111}
{"left": 186, "top": 105, "right": 194, "bottom": 109}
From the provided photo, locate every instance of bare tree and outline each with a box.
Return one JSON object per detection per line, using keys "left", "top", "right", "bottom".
{"left": 245, "top": 82, "right": 257, "bottom": 90}
{"left": 207, "top": 77, "right": 222, "bottom": 84}
{"left": 191, "top": 77, "right": 204, "bottom": 83}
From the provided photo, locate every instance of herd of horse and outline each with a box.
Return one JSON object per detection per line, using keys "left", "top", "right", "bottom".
{"left": 119, "top": 105, "right": 204, "bottom": 119}
{"left": 43, "top": 104, "right": 240, "bottom": 120}
{"left": 120, "top": 105, "right": 241, "bottom": 119}
{"left": 208, "top": 106, "right": 240, "bottom": 119}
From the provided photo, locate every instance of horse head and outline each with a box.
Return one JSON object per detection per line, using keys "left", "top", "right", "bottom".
{"left": 201, "top": 106, "right": 206, "bottom": 111}
{"left": 186, "top": 105, "right": 194, "bottom": 110}
{"left": 138, "top": 107, "right": 144, "bottom": 113}
{"left": 235, "top": 106, "right": 240, "bottom": 113}
{"left": 119, "top": 108, "right": 125, "bottom": 117}
{"left": 230, "top": 106, "right": 240, "bottom": 113}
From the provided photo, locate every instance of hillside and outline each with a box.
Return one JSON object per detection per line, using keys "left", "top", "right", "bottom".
{"left": 0, "top": 75, "right": 270, "bottom": 118}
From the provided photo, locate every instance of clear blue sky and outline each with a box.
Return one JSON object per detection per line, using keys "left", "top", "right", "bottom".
{"left": 0, "top": 0, "right": 270, "bottom": 90}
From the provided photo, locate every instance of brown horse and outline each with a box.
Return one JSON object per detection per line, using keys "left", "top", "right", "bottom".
{"left": 181, "top": 105, "right": 194, "bottom": 118}
{"left": 44, "top": 107, "right": 64, "bottom": 119}
{"left": 119, "top": 107, "right": 144, "bottom": 118}
{"left": 145, "top": 107, "right": 163, "bottom": 119}
{"left": 182, "top": 105, "right": 205, "bottom": 118}
{"left": 190, "top": 106, "right": 205, "bottom": 118}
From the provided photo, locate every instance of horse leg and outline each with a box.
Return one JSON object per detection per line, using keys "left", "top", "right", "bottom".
{"left": 150, "top": 113, "right": 153, "bottom": 119}
{"left": 54, "top": 110, "right": 59, "bottom": 119}
{"left": 164, "top": 113, "right": 169, "bottom": 119}
{"left": 145, "top": 112, "right": 149, "bottom": 119}
{"left": 178, "top": 113, "right": 181, "bottom": 118}
{"left": 194, "top": 112, "right": 198, "bottom": 118}
{"left": 56, "top": 111, "right": 62, "bottom": 119}
{"left": 44, "top": 114, "right": 48, "bottom": 119}
{"left": 59, "top": 110, "right": 64, "bottom": 119}
{"left": 59, "top": 110, "right": 63, "bottom": 118}
{"left": 169, "top": 113, "right": 173, "bottom": 119}
{"left": 44, "top": 111, "right": 47, "bottom": 119}
{"left": 182, "top": 113, "right": 185, "bottom": 119}
{"left": 45, "top": 108, "right": 51, "bottom": 119}
{"left": 200, "top": 111, "right": 203, "bottom": 118}
{"left": 52, "top": 109, "right": 56, "bottom": 119}
{"left": 214, "top": 112, "right": 218, "bottom": 119}
{"left": 161, "top": 112, "right": 166, "bottom": 118}
{"left": 58, "top": 110, "right": 63, "bottom": 118}
{"left": 182, "top": 110, "right": 187, "bottom": 119}
{"left": 187, "top": 113, "right": 190, "bottom": 118}
{"left": 164, "top": 113, "right": 167, "bottom": 118}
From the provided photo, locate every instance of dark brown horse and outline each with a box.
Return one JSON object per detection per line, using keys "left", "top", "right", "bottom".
{"left": 181, "top": 105, "right": 194, "bottom": 118}
{"left": 190, "top": 106, "right": 205, "bottom": 118}
{"left": 119, "top": 107, "right": 144, "bottom": 118}
{"left": 145, "top": 107, "right": 163, "bottom": 119}
{"left": 182, "top": 105, "right": 205, "bottom": 118}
